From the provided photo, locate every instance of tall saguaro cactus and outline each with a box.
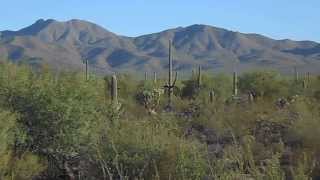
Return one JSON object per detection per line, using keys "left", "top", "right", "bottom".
{"left": 153, "top": 72, "right": 157, "bottom": 83}
{"left": 85, "top": 59, "right": 89, "bottom": 81}
{"left": 169, "top": 40, "right": 173, "bottom": 87}
{"left": 197, "top": 65, "right": 202, "bottom": 88}
{"left": 144, "top": 72, "right": 148, "bottom": 81}
{"left": 164, "top": 40, "right": 178, "bottom": 109}
{"left": 233, "top": 71, "right": 238, "bottom": 96}
{"left": 111, "top": 75, "right": 118, "bottom": 105}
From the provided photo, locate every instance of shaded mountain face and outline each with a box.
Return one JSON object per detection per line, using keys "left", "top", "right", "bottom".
{"left": 0, "top": 19, "right": 320, "bottom": 74}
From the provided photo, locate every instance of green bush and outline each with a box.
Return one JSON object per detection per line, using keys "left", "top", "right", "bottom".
{"left": 95, "top": 116, "right": 207, "bottom": 179}
{"left": 0, "top": 109, "right": 45, "bottom": 180}
{"left": 239, "top": 71, "right": 290, "bottom": 99}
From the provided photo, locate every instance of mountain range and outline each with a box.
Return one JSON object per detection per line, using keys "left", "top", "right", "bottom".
{"left": 1, "top": 19, "right": 320, "bottom": 74}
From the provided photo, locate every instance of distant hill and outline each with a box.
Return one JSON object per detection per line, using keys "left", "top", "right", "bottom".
{"left": 1, "top": 19, "right": 320, "bottom": 74}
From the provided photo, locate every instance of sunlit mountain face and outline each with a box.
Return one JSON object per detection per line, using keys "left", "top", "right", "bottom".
{"left": 1, "top": 19, "right": 320, "bottom": 74}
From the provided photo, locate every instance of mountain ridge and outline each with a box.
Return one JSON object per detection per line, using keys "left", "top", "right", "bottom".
{"left": 0, "top": 19, "right": 319, "bottom": 74}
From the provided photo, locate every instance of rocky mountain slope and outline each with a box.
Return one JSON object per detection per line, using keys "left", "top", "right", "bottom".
{"left": 1, "top": 19, "right": 319, "bottom": 74}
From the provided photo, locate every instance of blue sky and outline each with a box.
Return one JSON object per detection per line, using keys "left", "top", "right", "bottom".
{"left": 1, "top": 0, "right": 319, "bottom": 42}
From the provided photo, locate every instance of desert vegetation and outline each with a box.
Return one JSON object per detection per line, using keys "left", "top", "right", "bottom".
{"left": 0, "top": 57, "right": 319, "bottom": 180}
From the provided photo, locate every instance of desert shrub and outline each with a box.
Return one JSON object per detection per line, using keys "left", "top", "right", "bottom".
{"left": 181, "top": 73, "right": 232, "bottom": 102}
{"left": 311, "top": 76, "right": 320, "bottom": 100}
{"left": 94, "top": 115, "right": 207, "bottom": 180}
{"left": 0, "top": 63, "right": 107, "bottom": 177}
{"left": 1, "top": 72, "right": 104, "bottom": 153}
{"left": 207, "top": 135, "right": 286, "bottom": 180}
{"left": 181, "top": 77, "right": 199, "bottom": 99}
{"left": 0, "top": 151, "right": 46, "bottom": 180}
{"left": 288, "top": 97, "right": 320, "bottom": 151}
{"left": 239, "top": 71, "right": 290, "bottom": 99}
{"left": 0, "top": 109, "right": 46, "bottom": 180}
{"left": 290, "top": 153, "right": 315, "bottom": 180}
{"left": 114, "top": 73, "right": 139, "bottom": 100}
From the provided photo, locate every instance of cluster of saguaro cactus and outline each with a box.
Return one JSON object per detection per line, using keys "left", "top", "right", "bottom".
{"left": 164, "top": 40, "right": 178, "bottom": 109}
{"left": 144, "top": 71, "right": 157, "bottom": 83}
{"left": 302, "top": 72, "right": 312, "bottom": 89}
{"left": 294, "top": 67, "right": 312, "bottom": 89}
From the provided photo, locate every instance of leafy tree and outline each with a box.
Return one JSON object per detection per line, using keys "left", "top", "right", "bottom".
{"left": 239, "top": 71, "right": 290, "bottom": 98}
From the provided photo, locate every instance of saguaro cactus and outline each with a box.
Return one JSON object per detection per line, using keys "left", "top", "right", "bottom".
{"left": 111, "top": 75, "right": 118, "bottom": 105}
{"left": 85, "top": 59, "right": 89, "bottom": 81}
{"left": 144, "top": 72, "right": 148, "bottom": 81}
{"left": 209, "top": 91, "right": 215, "bottom": 103}
{"left": 303, "top": 79, "right": 307, "bottom": 89}
{"left": 233, "top": 71, "right": 238, "bottom": 96}
{"left": 153, "top": 72, "right": 157, "bottom": 83}
{"left": 164, "top": 40, "right": 178, "bottom": 109}
{"left": 197, "top": 65, "right": 202, "bottom": 88}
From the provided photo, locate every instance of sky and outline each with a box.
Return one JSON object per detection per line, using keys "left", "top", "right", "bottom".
{"left": 0, "top": 0, "right": 319, "bottom": 42}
